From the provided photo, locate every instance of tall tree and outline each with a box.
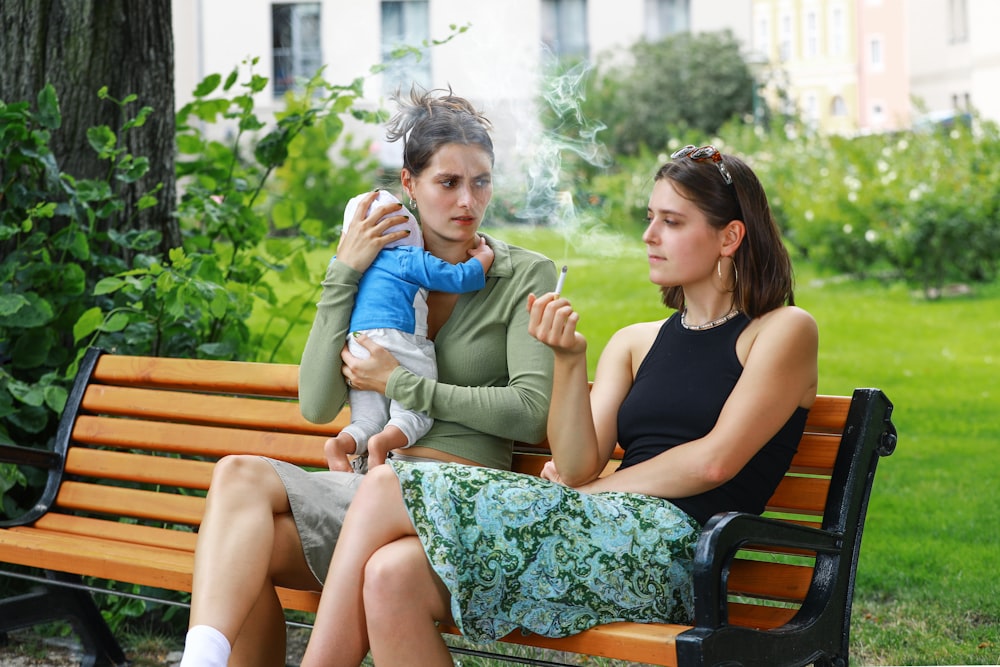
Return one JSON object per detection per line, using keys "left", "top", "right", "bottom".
{"left": 0, "top": 0, "right": 179, "bottom": 250}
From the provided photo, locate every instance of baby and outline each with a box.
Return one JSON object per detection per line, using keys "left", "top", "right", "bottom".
{"left": 324, "top": 190, "right": 494, "bottom": 472}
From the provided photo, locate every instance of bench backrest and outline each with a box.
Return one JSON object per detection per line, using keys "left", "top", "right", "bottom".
{"left": 19, "top": 348, "right": 864, "bottom": 628}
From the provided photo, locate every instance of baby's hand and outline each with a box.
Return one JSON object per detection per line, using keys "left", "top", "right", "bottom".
{"left": 468, "top": 235, "right": 495, "bottom": 275}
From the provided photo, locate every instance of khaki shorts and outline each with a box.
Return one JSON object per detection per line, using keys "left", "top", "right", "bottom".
{"left": 264, "top": 451, "right": 437, "bottom": 585}
{"left": 265, "top": 459, "right": 362, "bottom": 585}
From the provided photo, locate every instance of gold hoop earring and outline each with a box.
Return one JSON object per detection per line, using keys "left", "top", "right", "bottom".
{"left": 717, "top": 257, "right": 737, "bottom": 292}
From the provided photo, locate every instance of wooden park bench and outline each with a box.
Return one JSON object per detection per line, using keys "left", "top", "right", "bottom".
{"left": 0, "top": 347, "right": 896, "bottom": 667}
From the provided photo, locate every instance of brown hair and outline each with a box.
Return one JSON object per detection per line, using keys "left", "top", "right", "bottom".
{"left": 385, "top": 86, "right": 494, "bottom": 176}
{"left": 655, "top": 151, "right": 795, "bottom": 318}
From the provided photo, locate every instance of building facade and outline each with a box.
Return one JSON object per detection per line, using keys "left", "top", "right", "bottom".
{"left": 748, "top": 0, "right": 1000, "bottom": 134}
{"left": 172, "top": 0, "right": 750, "bottom": 167}
{"left": 172, "top": 0, "right": 1000, "bottom": 151}
{"left": 907, "top": 0, "right": 1000, "bottom": 125}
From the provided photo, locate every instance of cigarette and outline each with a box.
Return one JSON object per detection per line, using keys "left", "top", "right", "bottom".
{"left": 554, "top": 265, "right": 568, "bottom": 295}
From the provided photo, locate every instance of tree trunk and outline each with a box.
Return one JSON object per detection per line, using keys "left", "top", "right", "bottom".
{"left": 0, "top": 0, "right": 180, "bottom": 251}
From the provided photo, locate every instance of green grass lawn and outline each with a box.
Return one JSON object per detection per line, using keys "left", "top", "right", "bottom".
{"left": 258, "top": 225, "right": 999, "bottom": 666}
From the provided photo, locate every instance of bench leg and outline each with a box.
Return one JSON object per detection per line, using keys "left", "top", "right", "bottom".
{"left": 0, "top": 572, "right": 128, "bottom": 667}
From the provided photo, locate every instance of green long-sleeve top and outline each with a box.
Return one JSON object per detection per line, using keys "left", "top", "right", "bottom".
{"left": 298, "top": 233, "right": 556, "bottom": 470}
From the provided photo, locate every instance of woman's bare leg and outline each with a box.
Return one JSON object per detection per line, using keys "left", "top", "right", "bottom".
{"left": 365, "top": 537, "right": 454, "bottom": 666}
{"left": 189, "top": 455, "right": 320, "bottom": 664}
{"left": 299, "top": 465, "right": 451, "bottom": 667}
{"left": 227, "top": 580, "right": 285, "bottom": 667}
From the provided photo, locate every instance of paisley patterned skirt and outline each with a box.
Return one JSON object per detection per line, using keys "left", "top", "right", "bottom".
{"left": 390, "top": 460, "right": 701, "bottom": 643}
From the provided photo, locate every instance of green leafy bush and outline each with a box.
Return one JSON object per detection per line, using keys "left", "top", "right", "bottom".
{"left": 686, "top": 112, "right": 1000, "bottom": 293}
{"left": 581, "top": 31, "right": 755, "bottom": 157}
{"left": 0, "top": 60, "right": 383, "bottom": 516}
{"left": 1, "top": 85, "right": 158, "bottom": 510}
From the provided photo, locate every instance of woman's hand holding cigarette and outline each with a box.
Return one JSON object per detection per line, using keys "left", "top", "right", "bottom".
{"left": 526, "top": 270, "right": 584, "bottom": 356}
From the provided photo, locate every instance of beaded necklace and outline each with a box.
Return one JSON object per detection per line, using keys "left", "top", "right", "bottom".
{"left": 680, "top": 307, "right": 741, "bottom": 331}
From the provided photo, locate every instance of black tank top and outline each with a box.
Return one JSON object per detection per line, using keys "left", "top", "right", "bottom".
{"left": 616, "top": 312, "right": 808, "bottom": 525}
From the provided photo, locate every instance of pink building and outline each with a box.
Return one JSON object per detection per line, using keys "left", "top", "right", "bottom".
{"left": 857, "top": 0, "right": 911, "bottom": 132}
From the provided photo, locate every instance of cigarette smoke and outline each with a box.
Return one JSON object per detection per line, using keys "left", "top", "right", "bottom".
{"left": 509, "top": 54, "right": 629, "bottom": 258}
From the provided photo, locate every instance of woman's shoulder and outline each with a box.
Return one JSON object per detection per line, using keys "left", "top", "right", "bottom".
{"left": 742, "top": 305, "right": 818, "bottom": 360}
{"left": 484, "top": 233, "right": 553, "bottom": 266}
{"left": 607, "top": 318, "right": 669, "bottom": 352}
{"left": 597, "top": 318, "right": 669, "bottom": 379}
{"left": 754, "top": 305, "right": 817, "bottom": 334}
{"left": 614, "top": 318, "right": 669, "bottom": 337}
{"left": 481, "top": 233, "right": 556, "bottom": 291}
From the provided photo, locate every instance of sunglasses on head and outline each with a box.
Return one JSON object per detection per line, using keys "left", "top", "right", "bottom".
{"left": 670, "top": 144, "right": 733, "bottom": 186}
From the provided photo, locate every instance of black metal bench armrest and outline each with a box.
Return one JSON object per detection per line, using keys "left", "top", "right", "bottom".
{"left": 1, "top": 443, "right": 67, "bottom": 527}
{"left": 0, "top": 443, "right": 63, "bottom": 469}
{"left": 0, "top": 349, "right": 103, "bottom": 528}
{"left": 691, "top": 511, "right": 841, "bottom": 629}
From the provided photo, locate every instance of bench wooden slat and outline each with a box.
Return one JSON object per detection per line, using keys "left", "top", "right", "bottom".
{"left": 276, "top": 587, "right": 321, "bottom": 613}
{"left": 2, "top": 527, "right": 194, "bottom": 590}
{"left": 3, "top": 523, "right": 323, "bottom": 614}
{"left": 727, "top": 560, "right": 813, "bottom": 601}
{"left": 788, "top": 432, "right": 839, "bottom": 472}
{"left": 764, "top": 475, "right": 831, "bottom": 515}
{"left": 66, "top": 448, "right": 215, "bottom": 489}
{"left": 93, "top": 354, "right": 300, "bottom": 398}
{"left": 34, "top": 514, "right": 199, "bottom": 552}
{"left": 800, "top": 395, "right": 851, "bottom": 432}
{"left": 80, "top": 385, "right": 344, "bottom": 436}
{"left": 511, "top": 434, "right": 840, "bottom": 479}
{"left": 726, "top": 602, "right": 798, "bottom": 629}
{"left": 56, "top": 481, "right": 206, "bottom": 526}
{"left": 454, "top": 621, "right": 689, "bottom": 667}
{"left": 72, "top": 415, "right": 329, "bottom": 468}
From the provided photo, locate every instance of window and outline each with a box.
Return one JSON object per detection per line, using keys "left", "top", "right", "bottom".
{"left": 803, "top": 9, "right": 818, "bottom": 58}
{"left": 754, "top": 13, "right": 771, "bottom": 60}
{"left": 830, "top": 95, "right": 847, "bottom": 117}
{"left": 949, "top": 0, "right": 968, "bottom": 43}
{"left": 870, "top": 101, "right": 885, "bottom": 127}
{"left": 644, "top": 0, "right": 689, "bottom": 41}
{"left": 754, "top": 13, "right": 771, "bottom": 59}
{"left": 272, "top": 3, "right": 322, "bottom": 97}
{"left": 541, "top": 0, "right": 588, "bottom": 59}
{"left": 829, "top": 4, "right": 846, "bottom": 57}
{"left": 381, "top": 0, "right": 431, "bottom": 94}
{"left": 779, "top": 12, "right": 792, "bottom": 61}
{"left": 802, "top": 93, "right": 819, "bottom": 125}
{"left": 868, "top": 35, "right": 884, "bottom": 71}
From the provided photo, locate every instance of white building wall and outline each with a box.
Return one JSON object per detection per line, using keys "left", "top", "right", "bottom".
{"left": 967, "top": 0, "right": 1000, "bottom": 122}
{"left": 906, "top": 0, "right": 1000, "bottom": 123}
{"left": 906, "top": 0, "right": 972, "bottom": 117}
{"left": 589, "top": 0, "right": 645, "bottom": 55}
{"left": 691, "top": 0, "right": 752, "bottom": 43}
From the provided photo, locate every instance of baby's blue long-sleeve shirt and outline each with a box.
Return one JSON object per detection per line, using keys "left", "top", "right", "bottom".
{"left": 332, "top": 246, "right": 485, "bottom": 337}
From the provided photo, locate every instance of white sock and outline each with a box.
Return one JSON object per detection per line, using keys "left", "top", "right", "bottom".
{"left": 179, "top": 625, "right": 232, "bottom": 667}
